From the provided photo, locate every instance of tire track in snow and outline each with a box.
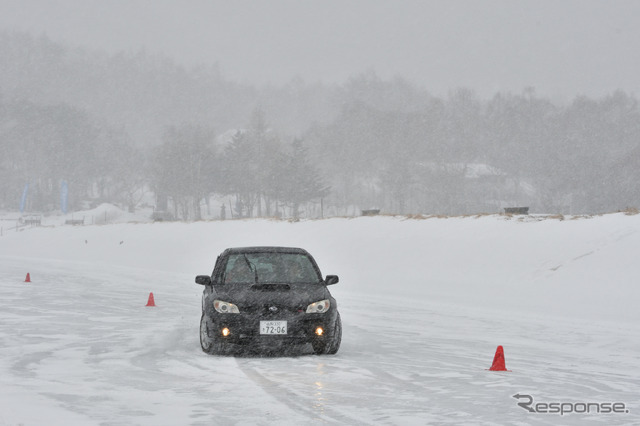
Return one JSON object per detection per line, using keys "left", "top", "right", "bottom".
{"left": 235, "top": 358, "right": 369, "bottom": 425}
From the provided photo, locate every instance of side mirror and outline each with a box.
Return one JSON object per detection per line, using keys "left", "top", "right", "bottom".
{"left": 325, "top": 275, "right": 339, "bottom": 285}
{"left": 195, "top": 275, "right": 211, "bottom": 286}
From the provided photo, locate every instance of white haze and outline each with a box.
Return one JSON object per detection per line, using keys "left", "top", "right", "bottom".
{"left": 1, "top": 0, "right": 639, "bottom": 99}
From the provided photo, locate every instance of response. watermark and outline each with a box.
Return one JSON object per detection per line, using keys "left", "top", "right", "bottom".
{"left": 513, "top": 393, "right": 629, "bottom": 416}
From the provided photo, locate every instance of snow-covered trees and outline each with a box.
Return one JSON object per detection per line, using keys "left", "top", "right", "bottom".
{"left": 149, "top": 125, "right": 218, "bottom": 220}
{"left": 280, "top": 139, "right": 329, "bottom": 219}
{"left": 3, "top": 31, "right": 640, "bottom": 217}
{"left": 0, "top": 98, "right": 144, "bottom": 212}
{"left": 311, "top": 87, "right": 640, "bottom": 215}
{"left": 221, "top": 110, "right": 327, "bottom": 219}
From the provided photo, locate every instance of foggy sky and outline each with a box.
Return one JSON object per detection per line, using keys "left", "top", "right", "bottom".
{"left": 1, "top": 0, "right": 639, "bottom": 99}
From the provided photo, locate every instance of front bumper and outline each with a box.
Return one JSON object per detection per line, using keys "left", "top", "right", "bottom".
{"left": 203, "top": 310, "right": 338, "bottom": 346}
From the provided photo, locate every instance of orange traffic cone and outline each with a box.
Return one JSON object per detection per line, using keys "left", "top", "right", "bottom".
{"left": 488, "top": 345, "right": 510, "bottom": 371}
{"left": 145, "top": 292, "right": 156, "bottom": 307}
{"left": 25, "top": 273, "right": 31, "bottom": 283}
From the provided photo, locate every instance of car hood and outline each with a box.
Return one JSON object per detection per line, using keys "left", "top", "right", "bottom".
{"left": 216, "top": 282, "right": 330, "bottom": 308}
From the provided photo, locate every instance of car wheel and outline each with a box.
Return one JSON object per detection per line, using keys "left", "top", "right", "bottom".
{"left": 326, "top": 312, "right": 342, "bottom": 355}
{"left": 312, "top": 312, "right": 342, "bottom": 355}
{"left": 200, "top": 313, "right": 217, "bottom": 354}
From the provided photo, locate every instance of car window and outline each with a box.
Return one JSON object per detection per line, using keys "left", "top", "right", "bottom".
{"left": 223, "top": 253, "right": 321, "bottom": 284}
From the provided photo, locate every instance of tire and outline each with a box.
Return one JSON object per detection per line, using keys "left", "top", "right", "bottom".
{"left": 200, "top": 313, "right": 218, "bottom": 355}
{"left": 312, "top": 312, "right": 342, "bottom": 355}
{"left": 326, "top": 312, "right": 342, "bottom": 355}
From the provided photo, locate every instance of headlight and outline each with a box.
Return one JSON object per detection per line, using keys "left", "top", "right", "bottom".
{"left": 306, "top": 299, "right": 330, "bottom": 314}
{"left": 213, "top": 300, "right": 240, "bottom": 314}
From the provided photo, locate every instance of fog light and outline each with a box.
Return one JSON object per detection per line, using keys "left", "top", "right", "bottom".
{"left": 221, "top": 327, "right": 230, "bottom": 337}
{"left": 315, "top": 327, "right": 324, "bottom": 336}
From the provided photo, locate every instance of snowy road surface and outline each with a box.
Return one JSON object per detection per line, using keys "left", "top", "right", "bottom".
{"left": 1, "top": 213, "right": 639, "bottom": 425}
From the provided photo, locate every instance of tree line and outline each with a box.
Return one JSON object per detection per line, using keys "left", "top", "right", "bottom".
{"left": 1, "top": 31, "right": 639, "bottom": 218}
{"left": 149, "top": 109, "right": 327, "bottom": 220}
{"left": 309, "top": 85, "right": 640, "bottom": 215}
{"left": 0, "top": 96, "right": 328, "bottom": 219}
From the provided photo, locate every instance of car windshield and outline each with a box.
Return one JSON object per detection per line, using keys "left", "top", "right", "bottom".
{"left": 223, "top": 252, "right": 321, "bottom": 284}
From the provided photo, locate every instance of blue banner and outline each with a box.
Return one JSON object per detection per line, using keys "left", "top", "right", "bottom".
{"left": 19, "top": 184, "right": 29, "bottom": 213}
{"left": 60, "top": 181, "right": 68, "bottom": 214}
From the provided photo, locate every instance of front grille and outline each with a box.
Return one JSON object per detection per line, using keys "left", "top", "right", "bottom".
{"left": 241, "top": 303, "right": 303, "bottom": 316}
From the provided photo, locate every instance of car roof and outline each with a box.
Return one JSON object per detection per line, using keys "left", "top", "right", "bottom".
{"left": 224, "top": 246, "right": 309, "bottom": 255}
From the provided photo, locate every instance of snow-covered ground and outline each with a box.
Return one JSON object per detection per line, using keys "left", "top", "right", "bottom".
{"left": 1, "top": 207, "right": 639, "bottom": 425}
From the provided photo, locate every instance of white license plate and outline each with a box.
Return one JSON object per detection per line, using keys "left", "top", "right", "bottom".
{"left": 260, "top": 321, "right": 287, "bottom": 335}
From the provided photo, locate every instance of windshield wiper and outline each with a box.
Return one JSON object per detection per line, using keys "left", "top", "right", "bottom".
{"left": 243, "top": 254, "right": 259, "bottom": 283}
